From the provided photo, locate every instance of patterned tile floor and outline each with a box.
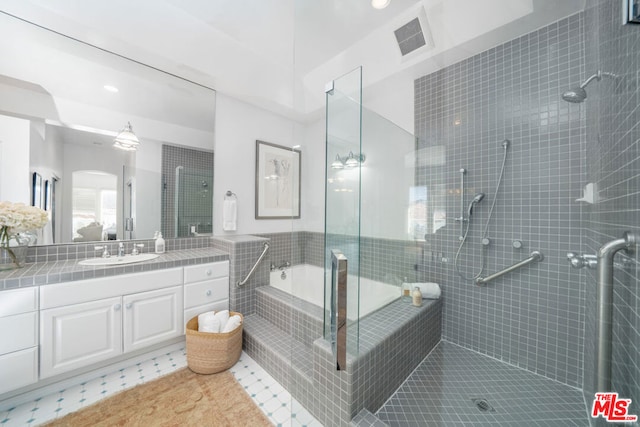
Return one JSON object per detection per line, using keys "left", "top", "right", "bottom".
{"left": 0, "top": 349, "right": 321, "bottom": 427}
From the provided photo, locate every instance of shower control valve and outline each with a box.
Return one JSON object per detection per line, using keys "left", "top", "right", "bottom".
{"left": 566, "top": 252, "right": 598, "bottom": 269}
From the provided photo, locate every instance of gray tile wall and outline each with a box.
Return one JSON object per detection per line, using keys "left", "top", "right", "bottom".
{"left": 161, "top": 144, "right": 214, "bottom": 238}
{"left": 414, "top": 14, "right": 587, "bottom": 387}
{"left": 264, "top": 231, "right": 424, "bottom": 286}
{"left": 583, "top": 0, "right": 640, "bottom": 416}
{"left": 212, "top": 235, "right": 270, "bottom": 316}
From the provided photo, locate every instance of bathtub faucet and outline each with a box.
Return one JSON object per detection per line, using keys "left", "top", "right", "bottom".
{"left": 270, "top": 261, "right": 290, "bottom": 271}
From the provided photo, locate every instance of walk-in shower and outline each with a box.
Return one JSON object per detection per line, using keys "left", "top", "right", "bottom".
{"left": 174, "top": 166, "right": 213, "bottom": 237}
{"left": 454, "top": 140, "right": 509, "bottom": 282}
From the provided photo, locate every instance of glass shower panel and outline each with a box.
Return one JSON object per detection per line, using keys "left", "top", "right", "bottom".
{"left": 359, "top": 107, "right": 416, "bottom": 315}
{"left": 324, "top": 67, "right": 362, "bottom": 359}
{"left": 174, "top": 166, "right": 213, "bottom": 237}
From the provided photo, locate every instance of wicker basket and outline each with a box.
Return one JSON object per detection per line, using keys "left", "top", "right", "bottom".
{"left": 185, "top": 312, "right": 243, "bottom": 375}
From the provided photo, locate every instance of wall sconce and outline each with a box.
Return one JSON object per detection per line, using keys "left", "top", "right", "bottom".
{"left": 113, "top": 122, "right": 140, "bottom": 151}
{"left": 331, "top": 151, "right": 366, "bottom": 169}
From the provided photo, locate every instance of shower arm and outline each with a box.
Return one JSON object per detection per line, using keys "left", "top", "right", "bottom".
{"left": 581, "top": 70, "right": 617, "bottom": 89}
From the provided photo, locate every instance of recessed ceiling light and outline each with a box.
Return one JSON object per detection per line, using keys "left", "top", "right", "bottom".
{"left": 103, "top": 85, "right": 119, "bottom": 93}
{"left": 371, "top": 0, "right": 390, "bottom": 10}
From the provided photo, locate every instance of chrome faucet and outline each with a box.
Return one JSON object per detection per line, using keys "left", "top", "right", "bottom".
{"left": 118, "top": 242, "right": 125, "bottom": 257}
{"left": 278, "top": 261, "right": 290, "bottom": 270}
{"left": 95, "top": 246, "right": 110, "bottom": 258}
{"left": 269, "top": 261, "right": 291, "bottom": 271}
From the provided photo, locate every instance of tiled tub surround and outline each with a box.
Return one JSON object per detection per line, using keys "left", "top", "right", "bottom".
{"left": 260, "top": 231, "right": 428, "bottom": 285}
{"left": 414, "top": 13, "right": 587, "bottom": 388}
{"left": 244, "top": 284, "right": 442, "bottom": 426}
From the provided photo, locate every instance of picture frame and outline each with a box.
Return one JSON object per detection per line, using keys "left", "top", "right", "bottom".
{"left": 255, "top": 140, "right": 301, "bottom": 219}
{"left": 32, "top": 172, "right": 42, "bottom": 208}
{"left": 623, "top": 0, "right": 640, "bottom": 24}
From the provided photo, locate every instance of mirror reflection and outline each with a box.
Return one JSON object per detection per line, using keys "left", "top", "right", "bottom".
{"left": 0, "top": 12, "right": 216, "bottom": 245}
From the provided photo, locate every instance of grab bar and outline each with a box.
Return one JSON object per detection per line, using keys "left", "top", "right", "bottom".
{"left": 475, "top": 251, "right": 544, "bottom": 285}
{"left": 595, "top": 232, "right": 637, "bottom": 392}
{"left": 236, "top": 242, "right": 270, "bottom": 287}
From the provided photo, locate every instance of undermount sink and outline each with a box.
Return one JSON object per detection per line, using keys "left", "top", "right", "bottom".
{"left": 78, "top": 253, "right": 160, "bottom": 266}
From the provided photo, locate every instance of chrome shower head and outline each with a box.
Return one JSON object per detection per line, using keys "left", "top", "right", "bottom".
{"left": 467, "top": 193, "right": 485, "bottom": 217}
{"left": 562, "top": 86, "right": 587, "bottom": 103}
{"left": 562, "top": 70, "right": 617, "bottom": 104}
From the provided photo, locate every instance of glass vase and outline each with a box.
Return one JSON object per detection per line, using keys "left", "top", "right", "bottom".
{"left": 0, "top": 235, "right": 29, "bottom": 271}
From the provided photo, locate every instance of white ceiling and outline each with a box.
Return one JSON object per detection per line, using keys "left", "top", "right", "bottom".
{"left": 0, "top": 0, "right": 586, "bottom": 122}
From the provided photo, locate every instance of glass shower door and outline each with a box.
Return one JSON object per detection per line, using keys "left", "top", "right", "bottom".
{"left": 324, "top": 66, "right": 362, "bottom": 362}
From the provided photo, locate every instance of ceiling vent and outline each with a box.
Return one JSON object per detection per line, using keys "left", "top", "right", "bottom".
{"left": 394, "top": 17, "right": 426, "bottom": 56}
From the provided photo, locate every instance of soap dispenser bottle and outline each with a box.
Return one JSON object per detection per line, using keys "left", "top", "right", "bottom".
{"left": 412, "top": 286, "right": 423, "bottom": 307}
{"left": 401, "top": 277, "right": 411, "bottom": 302}
{"left": 155, "top": 232, "right": 165, "bottom": 254}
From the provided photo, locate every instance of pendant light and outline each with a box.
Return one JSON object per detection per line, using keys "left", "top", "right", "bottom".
{"left": 113, "top": 122, "right": 140, "bottom": 151}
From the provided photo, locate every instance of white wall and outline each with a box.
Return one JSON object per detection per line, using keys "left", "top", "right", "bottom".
{"left": 0, "top": 114, "right": 30, "bottom": 203}
{"left": 214, "top": 93, "right": 303, "bottom": 235}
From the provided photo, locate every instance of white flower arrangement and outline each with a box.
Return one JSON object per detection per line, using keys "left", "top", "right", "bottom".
{"left": 0, "top": 201, "right": 48, "bottom": 267}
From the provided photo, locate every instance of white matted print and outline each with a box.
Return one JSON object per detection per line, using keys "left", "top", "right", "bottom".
{"left": 255, "top": 140, "right": 301, "bottom": 219}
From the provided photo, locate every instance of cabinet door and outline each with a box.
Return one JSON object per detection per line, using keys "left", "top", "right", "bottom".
{"left": 123, "top": 286, "right": 183, "bottom": 353}
{"left": 0, "top": 347, "right": 38, "bottom": 394}
{"left": 40, "top": 297, "right": 123, "bottom": 379}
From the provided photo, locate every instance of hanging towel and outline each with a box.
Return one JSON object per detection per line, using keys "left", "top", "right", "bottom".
{"left": 223, "top": 198, "right": 237, "bottom": 231}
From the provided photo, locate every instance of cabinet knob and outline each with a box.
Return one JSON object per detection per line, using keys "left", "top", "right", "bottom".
{"left": 114, "top": 304, "right": 121, "bottom": 311}
{"left": 126, "top": 303, "right": 133, "bottom": 309}
{"left": 206, "top": 290, "right": 212, "bottom": 296}
{"left": 206, "top": 269, "right": 212, "bottom": 276}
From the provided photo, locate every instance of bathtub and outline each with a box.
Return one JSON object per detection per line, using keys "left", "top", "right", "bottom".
{"left": 269, "top": 264, "right": 399, "bottom": 320}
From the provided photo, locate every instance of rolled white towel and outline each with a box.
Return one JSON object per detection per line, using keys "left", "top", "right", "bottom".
{"left": 198, "top": 310, "right": 220, "bottom": 333}
{"left": 199, "top": 317, "right": 221, "bottom": 333}
{"left": 214, "top": 310, "right": 229, "bottom": 327}
{"left": 221, "top": 315, "right": 242, "bottom": 333}
{"left": 198, "top": 311, "right": 216, "bottom": 327}
{"left": 409, "top": 282, "right": 441, "bottom": 299}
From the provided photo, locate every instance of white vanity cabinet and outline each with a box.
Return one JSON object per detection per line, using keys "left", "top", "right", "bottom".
{"left": 123, "top": 285, "right": 183, "bottom": 353}
{"left": 183, "top": 261, "right": 229, "bottom": 328}
{"left": 0, "top": 288, "right": 39, "bottom": 394}
{"left": 40, "top": 297, "right": 122, "bottom": 378}
{"left": 40, "top": 268, "right": 183, "bottom": 379}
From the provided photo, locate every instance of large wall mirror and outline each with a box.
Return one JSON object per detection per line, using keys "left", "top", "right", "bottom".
{"left": 0, "top": 12, "right": 215, "bottom": 245}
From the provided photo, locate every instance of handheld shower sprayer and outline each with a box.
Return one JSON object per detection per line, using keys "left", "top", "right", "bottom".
{"left": 467, "top": 193, "right": 485, "bottom": 217}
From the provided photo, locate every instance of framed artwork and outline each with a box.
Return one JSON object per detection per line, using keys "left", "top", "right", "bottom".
{"left": 255, "top": 140, "right": 301, "bottom": 219}
{"left": 32, "top": 172, "right": 42, "bottom": 208}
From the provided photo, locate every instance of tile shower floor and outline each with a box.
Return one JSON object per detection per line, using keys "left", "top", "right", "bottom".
{"left": 0, "top": 349, "right": 321, "bottom": 427}
{"left": 376, "top": 341, "right": 590, "bottom": 426}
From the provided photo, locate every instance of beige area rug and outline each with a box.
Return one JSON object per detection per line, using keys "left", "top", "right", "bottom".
{"left": 45, "top": 368, "right": 273, "bottom": 427}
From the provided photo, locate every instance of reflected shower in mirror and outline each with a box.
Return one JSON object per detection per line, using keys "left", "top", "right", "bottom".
{"left": 0, "top": 11, "right": 215, "bottom": 245}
